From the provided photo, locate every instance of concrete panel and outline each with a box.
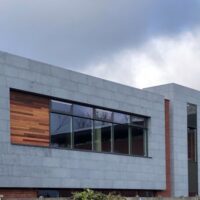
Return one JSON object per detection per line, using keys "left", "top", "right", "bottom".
{"left": 0, "top": 50, "right": 165, "bottom": 191}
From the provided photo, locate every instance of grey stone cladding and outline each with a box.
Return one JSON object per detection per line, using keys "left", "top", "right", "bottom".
{"left": 0, "top": 51, "right": 165, "bottom": 191}
{"left": 146, "top": 83, "right": 200, "bottom": 197}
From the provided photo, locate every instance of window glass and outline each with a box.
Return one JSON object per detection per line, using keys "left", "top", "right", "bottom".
{"left": 187, "top": 104, "right": 197, "bottom": 162}
{"left": 113, "top": 112, "right": 129, "bottom": 124}
{"left": 113, "top": 124, "right": 129, "bottom": 154}
{"left": 187, "top": 104, "right": 197, "bottom": 128}
{"left": 51, "top": 113, "right": 71, "bottom": 148}
{"left": 73, "top": 104, "right": 93, "bottom": 118}
{"left": 131, "top": 116, "right": 146, "bottom": 127}
{"left": 73, "top": 117, "right": 92, "bottom": 150}
{"left": 95, "top": 109, "right": 112, "bottom": 121}
{"left": 187, "top": 103, "right": 198, "bottom": 196}
{"left": 94, "top": 121, "right": 112, "bottom": 152}
{"left": 188, "top": 128, "right": 196, "bottom": 161}
{"left": 131, "top": 126, "right": 146, "bottom": 156}
{"left": 51, "top": 100, "right": 72, "bottom": 114}
{"left": 49, "top": 98, "right": 148, "bottom": 157}
{"left": 38, "top": 190, "right": 59, "bottom": 198}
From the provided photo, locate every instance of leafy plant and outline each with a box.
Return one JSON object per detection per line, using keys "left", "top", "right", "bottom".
{"left": 72, "top": 189, "right": 125, "bottom": 200}
{"left": 106, "top": 192, "right": 126, "bottom": 200}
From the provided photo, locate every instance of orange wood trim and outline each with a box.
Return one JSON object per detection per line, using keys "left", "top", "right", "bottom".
{"left": 157, "top": 99, "right": 171, "bottom": 197}
{"left": 10, "top": 90, "right": 50, "bottom": 147}
{"left": 0, "top": 189, "right": 37, "bottom": 198}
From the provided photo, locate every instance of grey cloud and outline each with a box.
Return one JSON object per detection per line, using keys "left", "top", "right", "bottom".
{"left": 0, "top": 0, "right": 200, "bottom": 69}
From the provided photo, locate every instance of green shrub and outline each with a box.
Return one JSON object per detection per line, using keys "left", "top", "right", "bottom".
{"left": 72, "top": 189, "right": 106, "bottom": 200}
{"left": 72, "top": 189, "right": 125, "bottom": 200}
{"left": 106, "top": 192, "right": 126, "bottom": 200}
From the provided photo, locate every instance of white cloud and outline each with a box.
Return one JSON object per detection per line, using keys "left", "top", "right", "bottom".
{"left": 83, "top": 28, "right": 200, "bottom": 90}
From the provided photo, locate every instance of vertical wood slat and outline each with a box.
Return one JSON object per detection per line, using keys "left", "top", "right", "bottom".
{"left": 10, "top": 90, "right": 50, "bottom": 147}
{"left": 157, "top": 99, "right": 171, "bottom": 197}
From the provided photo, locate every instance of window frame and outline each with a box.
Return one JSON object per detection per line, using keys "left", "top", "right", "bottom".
{"left": 50, "top": 99, "right": 149, "bottom": 157}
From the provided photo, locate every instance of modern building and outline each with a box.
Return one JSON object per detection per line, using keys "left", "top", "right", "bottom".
{"left": 0, "top": 51, "right": 198, "bottom": 198}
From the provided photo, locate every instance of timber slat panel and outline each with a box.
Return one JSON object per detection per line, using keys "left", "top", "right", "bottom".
{"left": 10, "top": 90, "right": 50, "bottom": 147}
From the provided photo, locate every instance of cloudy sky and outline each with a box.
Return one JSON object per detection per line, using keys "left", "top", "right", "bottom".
{"left": 1, "top": 0, "right": 200, "bottom": 89}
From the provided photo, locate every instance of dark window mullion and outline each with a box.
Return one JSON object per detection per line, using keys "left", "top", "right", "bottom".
{"left": 71, "top": 116, "right": 74, "bottom": 149}
{"left": 144, "top": 128, "right": 148, "bottom": 156}
{"left": 128, "top": 125, "right": 131, "bottom": 155}
{"left": 92, "top": 119, "right": 94, "bottom": 151}
{"left": 195, "top": 129, "right": 197, "bottom": 163}
{"left": 111, "top": 123, "right": 114, "bottom": 153}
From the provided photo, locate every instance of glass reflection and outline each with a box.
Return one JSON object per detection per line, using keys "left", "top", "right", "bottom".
{"left": 73, "top": 117, "right": 92, "bottom": 150}
{"left": 113, "top": 112, "right": 129, "bottom": 124}
{"left": 51, "top": 113, "right": 71, "bottom": 148}
{"left": 73, "top": 104, "right": 93, "bottom": 118}
{"left": 187, "top": 104, "right": 197, "bottom": 128}
{"left": 131, "top": 116, "right": 146, "bottom": 127}
{"left": 95, "top": 109, "right": 112, "bottom": 121}
{"left": 113, "top": 124, "right": 129, "bottom": 154}
{"left": 50, "top": 99, "right": 148, "bottom": 157}
{"left": 51, "top": 100, "right": 72, "bottom": 114}
{"left": 188, "top": 128, "right": 196, "bottom": 161}
{"left": 131, "top": 126, "right": 146, "bottom": 156}
{"left": 94, "top": 121, "right": 112, "bottom": 152}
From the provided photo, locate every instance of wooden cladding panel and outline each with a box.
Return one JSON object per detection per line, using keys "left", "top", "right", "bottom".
{"left": 157, "top": 99, "right": 171, "bottom": 197}
{"left": 0, "top": 189, "right": 37, "bottom": 198}
{"left": 10, "top": 90, "right": 50, "bottom": 147}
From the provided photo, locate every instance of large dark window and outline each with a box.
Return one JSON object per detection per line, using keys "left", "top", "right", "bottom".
{"left": 187, "top": 104, "right": 197, "bottom": 162}
{"left": 187, "top": 103, "right": 198, "bottom": 196}
{"left": 113, "top": 124, "right": 129, "bottom": 154}
{"left": 51, "top": 113, "right": 72, "bottom": 148}
{"left": 188, "top": 128, "right": 196, "bottom": 161}
{"left": 73, "top": 117, "right": 92, "bottom": 150}
{"left": 94, "top": 121, "right": 112, "bottom": 152}
{"left": 50, "top": 100, "right": 148, "bottom": 157}
{"left": 38, "top": 190, "right": 59, "bottom": 198}
{"left": 131, "top": 127, "right": 146, "bottom": 156}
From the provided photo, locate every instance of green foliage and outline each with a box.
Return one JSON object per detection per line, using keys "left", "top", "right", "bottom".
{"left": 72, "top": 189, "right": 125, "bottom": 200}
{"left": 106, "top": 193, "right": 126, "bottom": 200}
{"left": 72, "top": 189, "right": 105, "bottom": 200}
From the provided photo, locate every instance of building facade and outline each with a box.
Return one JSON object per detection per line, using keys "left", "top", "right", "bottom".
{"left": 0, "top": 51, "right": 198, "bottom": 197}
{"left": 146, "top": 84, "right": 200, "bottom": 197}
